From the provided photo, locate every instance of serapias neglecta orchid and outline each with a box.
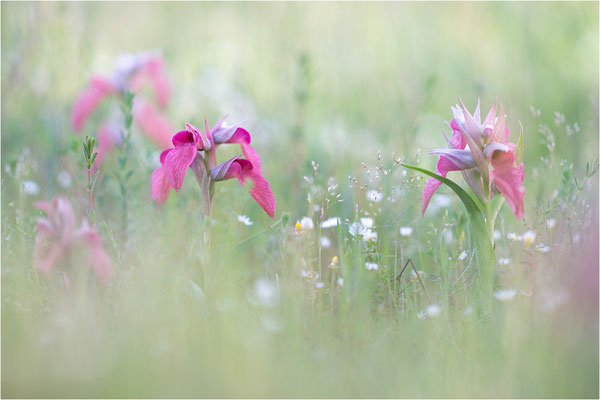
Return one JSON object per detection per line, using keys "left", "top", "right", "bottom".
{"left": 71, "top": 51, "right": 173, "bottom": 150}
{"left": 33, "top": 196, "right": 113, "bottom": 287}
{"left": 151, "top": 116, "right": 275, "bottom": 219}
{"left": 422, "top": 99, "right": 525, "bottom": 219}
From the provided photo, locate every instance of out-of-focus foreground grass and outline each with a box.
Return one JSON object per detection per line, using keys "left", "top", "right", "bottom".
{"left": 1, "top": 2, "right": 598, "bottom": 398}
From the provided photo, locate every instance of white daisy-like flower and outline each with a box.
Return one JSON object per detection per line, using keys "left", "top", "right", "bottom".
{"left": 494, "top": 288, "right": 517, "bottom": 302}
{"left": 546, "top": 218, "right": 557, "bottom": 229}
{"left": 417, "top": 311, "right": 427, "bottom": 320}
{"left": 507, "top": 232, "right": 522, "bottom": 241}
{"left": 426, "top": 304, "right": 441, "bottom": 318}
{"left": 536, "top": 244, "right": 551, "bottom": 254}
{"left": 522, "top": 231, "right": 536, "bottom": 246}
{"left": 320, "top": 236, "right": 331, "bottom": 249}
{"left": 498, "top": 258, "right": 511, "bottom": 266}
{"left": 321, "top": 217, "right": 340, "bottom": 228}
{"left": 349, "top": 219, "right": 377, "bottom": 243}
{"left": 295, "top": 216, "right": 314, "bottom": 231}
{"left": 57, "top": 170, "right": 72, "bottom": 188}
{"left": 366, "top": 190, "right": 383, "bottom": 203}
{"left": 365, "top": 262, "right": 379, "bottom": 271}
{"left": 399, "top": 226, "right": 414, "bottom": 237}
{"left": 360, "top": 217, "right": 374, "bottom": 228}
{"left": 237, "top": 214, "right": 253, "bottom": 226}
{"left": 22, "top": 181, "right": 39, "bottom": 196}
{"left": 458, "top": 250, "right": 468, "bottom": 261}
{"left": 315, "top": 282, "right": 325, "bottom": 289}
{"left": 337, "top": 277, "right": 344, "bottom": 286}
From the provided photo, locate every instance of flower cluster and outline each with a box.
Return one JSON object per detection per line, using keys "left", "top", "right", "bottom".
{"left": 151, "top": 116, "right": 275, "bottom": 218}
{"left": 34, "top": 197, "right": 113, "bottom": 287}
{"left": 71, "top": 51, "right": 173, "bottom": 163}
{"left": 422, "top": 100, "right": 526, "bottom": 218}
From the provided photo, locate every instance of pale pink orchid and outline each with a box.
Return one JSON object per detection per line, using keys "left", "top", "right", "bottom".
{"left": 151, "top": 117, "right": 275, "bottom": 218}
{"left": 422, "top": 100, "right": 525, "bottom": 219}
{"left": 71, "top": 52, "right": 173, "bottom": 157}
{"left": 33, "top": 197, "right": 113, "bottom": 286}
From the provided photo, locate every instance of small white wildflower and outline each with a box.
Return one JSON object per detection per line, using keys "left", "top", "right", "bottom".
{"left": 296, "top": 216, "right": 314, "bottom": 231}
{"left": 362, "top": 229, "right": 378, "bottom": 242}
{"left": 417, "top": 311, "right": 426, "bottom": 320}
{"left": 410, "top": 269, "right": 425, "bottom": 278}
{"left": 337, "top": 277, "right": 344, "bottom": 286}
{"left": 315, "top": 281, "right": 325, "bottom": 289}
{"left": 321, "top": 217, "right": 340, "bottom": 228}
{"left": 237, "top": 214, "right": 253, "bottom": 226}
{"left": 366, "top": 190, "right": 383, "bottom": 203}
{"left": 399, "top": 226, "right": 414, "bottom": 237}
{"left": 536, "top": 244, "right": 551, "bottom": 254}
{"left": 546, "top": 218, "right": 556, "bottom": 229}
{"left": 57, "top": 170, "right": 72, "bottom": 188}
{"left": 426, "top": 304, "right": 441, "bottom": 318}
{"left": 507, "top": 232, "right": 522, "bottom": 241}
{"left": 498, "top": 258, "right": 511, "bottom": 266}
{"left": 365, "top": 262, "right": 379, "bottom": 271}
{"left": 433, "top": 194, "right": 452, "bottom": 208}
{"left": 253, "top": 278, "right": 278, "bottom": 307}
{"left": 493, "top": 230, "right": 501, "bottom": 241}
{"left": 22, "top": 181, "right": 39, "bottom": 196}
{"left": 522, "top": 231, "right": 536, "bottom": 246}
{"left": 360, "top": 217, "right": 373, "bottom": 228}
{"left": 494, "top": 288, "right": 517, "bottom": 302}
{"left": 320, "top": 236, "right": 331, "bottom": 249}
{"left": 458, "top": 250, "right": 468, "bottom": 261}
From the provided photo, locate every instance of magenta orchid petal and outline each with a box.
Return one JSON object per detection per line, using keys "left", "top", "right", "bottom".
{"left": 132, "top": 100, "right": 173, "bottom": 149}
{"left": 164, "top": 144, "right": 198, "bottom": 191}
{"left": 142, "top": 56, "right": 170, "bottom": 108}
{"left": 209, "top": 156, "right": 246, "bottom": 181}
{"left": 151, "top": 166, "right": 172, "bottom": 206}
{"left": 172, "top": 130, "right": 197, "bottom": 146}
{"left": 96, "top": 123, "right": 122, "bottom": 167}
{"left": 421, "top": 174, "right": 444, "bottom": 217}
{"left": 212, "top": 121, "right": 246, "bottom": 144}
{"left": 71, "top": 76, "right": 116, "bottom": 132}
{"left": 489, "top": 148, "right": 526, "bottom": 219}
{"left": 483, "top": 142, "right": 511, "bottom": 159}
{"left": 429, "top": 148, "right": 476, "bottom": 170}
{"left": 185, "top": 123, "right": 211, "bottom": 150}
{"left": 33, "top": 196, "right": 113, "bottom": 285}
{"left": 209, "top": 155, "right": 275, "bottom": 218}
{"left": 80, "top": 224, "right": 114, "bottom": 285}
{"left": 34, "top": 240, "right": 63, "bottom": 274}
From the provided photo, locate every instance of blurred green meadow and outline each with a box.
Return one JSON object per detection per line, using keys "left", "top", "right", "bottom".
{"left": 1, "top": 2, "right": 599, "bottom": 398}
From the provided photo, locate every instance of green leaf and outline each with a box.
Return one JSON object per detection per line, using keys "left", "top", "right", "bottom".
{"left": 402, "top": 164, "right": 496, "bottom": 296}
{"left": 515, "top": 121, "right": 524, "bottom": 166}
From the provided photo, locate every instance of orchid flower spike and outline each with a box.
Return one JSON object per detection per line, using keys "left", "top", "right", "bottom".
{"left": 422, "top": 99, "right": 526, "bottom": 219}
{"left": 33, "top": 196, "right": 113, "bottom": 286}
{"left": 71, "top": 51, "right": 173, "bottom": 150}
{"left": 151, "top": 116, "right": 275, "bottom": 218}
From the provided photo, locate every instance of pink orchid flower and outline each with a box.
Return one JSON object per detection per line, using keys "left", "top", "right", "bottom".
{"left": 151, "top": 117, "right": 275, "bottom": 218}
{"left": 34, "top": 197, "right": 113, "bottom": 286}
{"left": 71, "top": 52, "right": 173, "bottom": 155}
{"left": 422, "top": 99, "right": 525, "bottom": 219}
